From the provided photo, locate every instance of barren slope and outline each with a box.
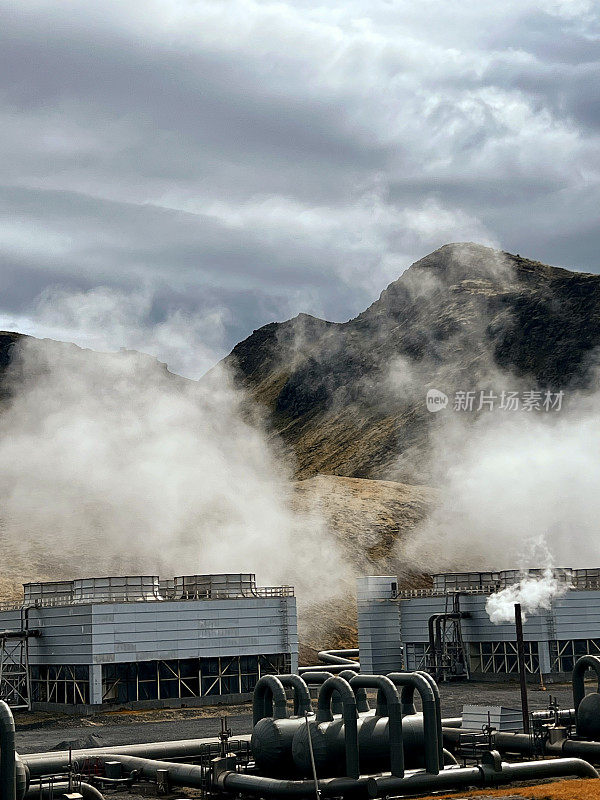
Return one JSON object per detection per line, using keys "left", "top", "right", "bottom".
{"left": 224, "top": 242, "right": 600, "bottom": 484}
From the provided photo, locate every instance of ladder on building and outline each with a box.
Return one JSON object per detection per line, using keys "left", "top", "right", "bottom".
{"left": 279, "top": 597, "right": 290, "bottom": 656}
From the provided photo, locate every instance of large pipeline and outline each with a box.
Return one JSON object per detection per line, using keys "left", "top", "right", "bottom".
{"left": 314, "top": 676, "right": 360, "bottom": 779}
{"left": 299, "top": 649, "right": 360, "bottom": 675}
{"left": 317, "top": 650, "right": 359, "bottom": 666}
{"left": 442, "top": 725, "right": 600, "bottom": 765}
{"left": 573, "top": 654, "right": 600, "bottom": 739}
{"left": 366, "top": 754, "right": 598, "bottom": 798}
{"left": 23, "top": 736, "right": 251, "bottom": 777}
{"left": 350, "top": 675, "right": 404, "bottom": 777}
{"left": 215, "top": 754, "right": 598, "bottom": 798}
{"left": 0, "top": 700, "right": 16, "bottom": 800}
{"left": 386, "top": 672, "right": 442, "bottom": 773}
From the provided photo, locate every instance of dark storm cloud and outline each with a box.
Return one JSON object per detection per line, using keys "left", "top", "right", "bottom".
{"left": 1, "top": 0, "right": 599, "bottom": 372}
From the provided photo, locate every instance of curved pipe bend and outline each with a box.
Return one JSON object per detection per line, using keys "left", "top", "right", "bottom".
{"left": 317, "top": 676, "right": 360, "bottom": 779}
{"left": 253, "top": 675, "right": 288, "bottom": 726}
{"left": 386, "top": 672, "right": 441, "bottom": 775}
{"left": 277, "top": 674, "right": 312, "bottom": 717}
{"left": 318, "top": 650, "right": 359, "bottom": 666}
{"left": 338, "top": 669, "right": 370, "bottom": 714}
{"left": 350, "top": 674, "right": 404, "bottom": 778}
{"left": 573, "top": 655, "right": 600, "bottom": 714}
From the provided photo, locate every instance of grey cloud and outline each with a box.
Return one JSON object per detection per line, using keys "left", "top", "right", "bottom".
{"left": 0, "top": 0, "right": 599, "bottom": 370}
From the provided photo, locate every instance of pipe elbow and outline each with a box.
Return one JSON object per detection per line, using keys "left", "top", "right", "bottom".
{"left": 253, "top": 675, "right": 288, "bottom": 725}
{"left": 277, "top": 675, "right": 312, "bottom": 717}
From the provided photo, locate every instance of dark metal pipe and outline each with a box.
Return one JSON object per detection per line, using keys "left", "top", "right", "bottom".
{"left": 367, "top": 756, "right": 597, "bottom": 798}
{"left": 25, "top": 782, "right": 104, "bottom": 800}
{"left": 278, "top": 675, "right": 313, "bottom": 717}
{"left": 514, "top": 603, "right": 530, "bottom": 734}
{"left": 253, "top": 675, "right": 288, "bottom": 726}
{"left": 444, "top": 723, "right": 600, "bottom": 766}
{"left": 299, "top": 664, "right": 360, "bottom": 675}
{"left": 0, "top": 700, "right": 16, "bottom": 800}
{"left": 317, "top": 650, "right": 359, "bottom": 666}
{"left": 427, "top": 614, "right": 442, "bottom": 676}
{"left": 350, "top": 675, "right": 403, "bottom": 778}
{"left": 23, "top": 736, "right": 251, "bottom": 777}
{"left": 317, "top": 676, "right": 360, "bottom": 779}
{"left": 302, "top": 672, "right": 343, "bottom": 714}
{"left": 573, "top": 655, "right": 600, "bottom": 714}
{"left": 338, "top": 670, "right": 370, "bottom": 714}
{"left": 414, "top": 670, "right": 444, "bottom": 767}
{"left": 217, "top": 770, "right": 372, "bottom": 797}
{"left": 386, "top": 672, "right": 440, "bottom": 774}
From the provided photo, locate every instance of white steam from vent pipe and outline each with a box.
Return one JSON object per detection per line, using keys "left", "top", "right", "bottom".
{"left": 485, "top": 568, "right": 570, "bottom": 624}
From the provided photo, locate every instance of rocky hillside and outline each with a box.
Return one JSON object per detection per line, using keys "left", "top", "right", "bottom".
{"left": 224, "top": 243, "right": 600, "bottom": 483}
{"left": 292, "top": 475, "right": 435, "bottom": 658}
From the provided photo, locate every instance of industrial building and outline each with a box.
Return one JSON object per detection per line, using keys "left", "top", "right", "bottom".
{"left": 0, "top": 573, "right": 297, "bottom": 710}
{"left": 358, "top": 569, "right": 600, "bottom": 680}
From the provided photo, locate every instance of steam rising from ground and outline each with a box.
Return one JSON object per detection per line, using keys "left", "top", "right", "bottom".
{"left": 0, "top": 329, "right": 350, "bottom": 602}
{"left": 485, "top": 569, "right": 570, "bottom": 624}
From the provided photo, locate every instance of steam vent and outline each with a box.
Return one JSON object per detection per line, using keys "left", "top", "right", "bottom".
{"left": 358, "top": 569, "right": 600, "bottom": 680}
{"left": 0, "top": 574, "right": 297, "bottom": 709}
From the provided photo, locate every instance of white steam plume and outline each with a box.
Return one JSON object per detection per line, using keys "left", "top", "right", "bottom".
{"left": 0, "top": 289, "right": 351, "bottom": 602}
{"left": 485, "top": 568, "right": 570, "bottom": 624}
{"left": 0, "top": 285, "right": 227, "bottom": 379}
{"left": 402, "top": 388, "right": 600, "bottom": 573}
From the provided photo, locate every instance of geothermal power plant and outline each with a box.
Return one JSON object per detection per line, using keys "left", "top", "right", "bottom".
{"left": 2, "top": 570, "right": 600, "bottom": 798}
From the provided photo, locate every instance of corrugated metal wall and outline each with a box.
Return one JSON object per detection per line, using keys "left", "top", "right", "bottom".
{"left": 0, "top": 596, "right": 298, "bottom": 668}
{"left": 357, "top": 576, "right": 403, "bottom": 673}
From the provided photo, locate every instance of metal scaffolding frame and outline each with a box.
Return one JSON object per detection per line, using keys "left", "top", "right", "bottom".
{"left": 0, "top": 631, "right": 32, "bottom": 709}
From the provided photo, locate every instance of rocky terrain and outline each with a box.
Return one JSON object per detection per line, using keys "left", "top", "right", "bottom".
{"left": 224, "top": 242, "right": 600, "bottom": 484}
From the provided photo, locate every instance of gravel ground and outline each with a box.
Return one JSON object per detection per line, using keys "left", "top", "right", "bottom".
{"left": 15, "top": 681, "right": 578, "bottom": 754}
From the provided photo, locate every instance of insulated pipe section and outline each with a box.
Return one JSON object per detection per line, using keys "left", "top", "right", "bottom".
{"left": 0, "top": 700, "right": 16, "bottom": 800}
{"left": 253, "top": 675, "right": 288, "bottom": 726}
{"left": 386, "top": 672, "right": 440, "bottom": 774}
{"left": 23, "top": 736, "right": 250, "bottom": 777}
{"left": 278, "top": 675, "right": 312, "bottom": 717}
{"left": 443, "top": 726, "right": 600, "bottom": 766}
{"left": 366, "top": 756, "right": 598, "bottom": 798}
{"left": 317, "top": 676, "right": 360, "bottom": 779}
{"left": 318, "top": 650, "right": 359, "bottom": 666}
{"left": 573, "top": 655, "right": 600, "bottom": 739}
{"left": 302, "top": 672, "right": 342, "bottom": 715}
{"left": 216, "top": 770, "right": 372, "bottom": 797}
{"left": 573, "top": 655, "right": 600, "bottom": 713}
{"left": 321, "top": 650, "right": 360, "bottom": 665}
{"left": 338, "top": 670, "right": 370, "bottom": 714}
{"left": 417, "top": 670, "right": 444, "bottom": 768}
{"left": 350, "top": 675, "right": 404, "bottom": 778}
{"left": 25, "top": 783, "right": 105, "bottom": 800}
{"left": 299, "top": 663, "right": 360, "bottom": 675}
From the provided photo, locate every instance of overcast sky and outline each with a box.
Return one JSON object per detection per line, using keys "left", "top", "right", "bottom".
{"left": 1, "top": 0, "right": 599, "bottom": 376}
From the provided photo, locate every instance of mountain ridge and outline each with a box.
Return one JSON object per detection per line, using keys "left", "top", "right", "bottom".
{"left": 223, "top": 242, "right": 600, "bottom": 482}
